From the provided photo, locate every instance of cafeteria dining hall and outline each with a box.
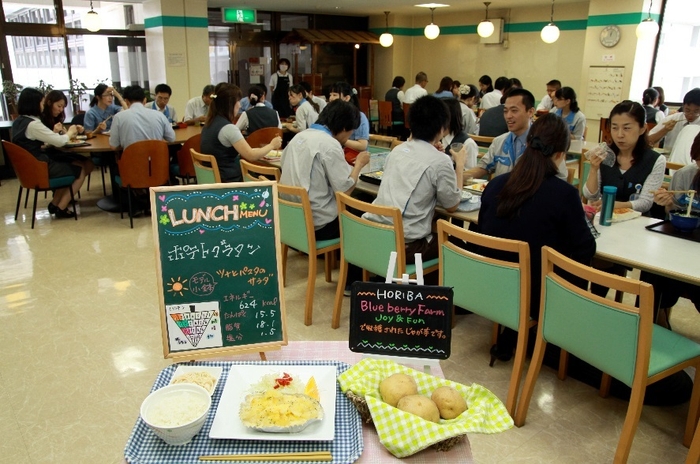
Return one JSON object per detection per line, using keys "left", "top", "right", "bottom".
{"left": 2, "top": 0, "right": 700, "bottom": 463}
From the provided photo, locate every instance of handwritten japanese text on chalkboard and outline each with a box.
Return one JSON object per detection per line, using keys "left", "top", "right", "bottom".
{"left": 154, "top": 186, "right": 284, "bottom": 354}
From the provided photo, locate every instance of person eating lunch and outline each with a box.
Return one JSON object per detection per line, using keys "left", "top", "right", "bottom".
{"left": 84, "top": 84, "right": 128, "bottom": 134}
{"left": 648, "top": 87, "right": 700, "bottom": 150}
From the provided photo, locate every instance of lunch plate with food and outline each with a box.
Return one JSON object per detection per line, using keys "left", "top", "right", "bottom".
{"left": 64, "top": 141, "right": 91, "bottom": 148}
{"left": 210, "top": 364, "right": 337, "bottom": 440}
{"left": 611, "top": 207, "right": 642, "bottom": 223}
{"left": 465, "top": 181, "right": 488, "bottom": 194}
{"left": 169, "top": 365, "right": 223, "bottom": 396}
{"left": 263, "top": 150, "right": 282, "bottom": 160}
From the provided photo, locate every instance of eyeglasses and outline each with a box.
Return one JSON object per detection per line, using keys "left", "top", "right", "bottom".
{"left": 102, "top": 93, "right": 114, "bottom": 98}
{"left": 683, "top": 106, "right": 700, "bottom": 117}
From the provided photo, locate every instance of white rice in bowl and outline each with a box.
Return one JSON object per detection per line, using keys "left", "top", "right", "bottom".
{"left": 146, "top": 390, "right": 210, "bottom": 427}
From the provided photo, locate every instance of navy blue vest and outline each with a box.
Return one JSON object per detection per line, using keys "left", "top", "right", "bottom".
{"left": 201, "top": 116, "right": 241, "bottom": 182}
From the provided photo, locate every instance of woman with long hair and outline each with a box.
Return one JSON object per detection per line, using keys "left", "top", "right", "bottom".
{"left": 583, "top": 100, "right": 666, "bottom": 213}
{"left": 551, "top": 86, "right": 586, "bottom": 140}
{"left": 653, "top": 86, "right": 669, "bottom": 116}
{"left": 200, "top": 83, "right": 282, "bottom": 182}
{"left": 458, "top": 84, "right": 479, "bottom": 135}
{"left": 441, "top": 98, "right": 478, "bottom": 169}
{"left": 476, "top": 113, "right": 596, "bottom": 359}
{"left": 328, "top": 82, "right": 369, "bottom": 153}
{"left": 478, "top": 75, "right": 493, "bottom": 101}
{"left": 284, "top": 84, "right": 319, "bottom": 134}
{"left": 235, "top": 85, "right": 281, "bottom": 134}
{"left": 11, "top": 88, "right": 90, "bottom": 218}
{"left": 83, "top": 84, "right": 127, "bottom": 133}
{"left": 433, "top": 76, "right": 454, "bottom": 99}
{"left": 642, "top": 87, "right": 663, "bottom": 124}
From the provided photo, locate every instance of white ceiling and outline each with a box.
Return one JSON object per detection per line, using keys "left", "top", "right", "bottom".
{"left": 205, "top": 0, "right": 585, "bottom": 17}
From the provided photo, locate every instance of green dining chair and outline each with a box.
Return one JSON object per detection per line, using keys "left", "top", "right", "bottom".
{"left": 331, "top": 192, "right": 439, "bottom": 329}
{"left": 240, "top": 159, "right": 280, "bottom": 183}
{"left": 190, "top": 149, "right": 221, "bottom": 184}
{"left": 515, "top": 246, "right": 700, "bottom": 463}
{"left": 277, "top": 183, "right": 339, "bottom": 326}
{"left": 437, "top": 219, "right": 533, "bottom": 418}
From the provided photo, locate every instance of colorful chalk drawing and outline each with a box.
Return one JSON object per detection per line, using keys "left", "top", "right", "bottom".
{"left": 166, "top": 301, "right": 222, "bottom": 351}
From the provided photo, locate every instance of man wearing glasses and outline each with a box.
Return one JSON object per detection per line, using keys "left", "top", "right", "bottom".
{"left": 84, "top": 84, "right": 128, "bottom": 134}
{"left": 648, "top": 87, "right": 700, "bottom": 150}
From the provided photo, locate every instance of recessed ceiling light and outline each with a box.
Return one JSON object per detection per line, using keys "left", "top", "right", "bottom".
{"left": 415, "top": 3, "right": 450, "bottom": 8}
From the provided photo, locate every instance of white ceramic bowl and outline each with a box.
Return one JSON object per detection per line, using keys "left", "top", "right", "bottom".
{"left": 140, "top": 383, "right": 212, "bottom": 446}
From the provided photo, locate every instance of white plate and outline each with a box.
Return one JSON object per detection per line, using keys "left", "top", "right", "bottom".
{"left": 210, "top": 365, "right": 337, "bottom": 441}
{"left": 169, "top": 365, "right": 223, "bottom": 396}
{"left": 465, "top": 182, "right": 488, "bottom": 194}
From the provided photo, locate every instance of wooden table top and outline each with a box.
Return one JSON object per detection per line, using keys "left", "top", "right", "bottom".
{"left": 63, "top": 125, "right": 202, "bottom": 153}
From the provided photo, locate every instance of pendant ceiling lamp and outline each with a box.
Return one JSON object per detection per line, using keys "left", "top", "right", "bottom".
{"left": 540, "top": 0, "right": 560, "bottom": 44}
{"left": 424, "top": 8, "right": 440, "bottom": 40}
{"left": 84, "top": 0, "right": 101, "bottom": 32}
{"left": 636, "top": 0, "right": 660, "bottom": 40}
{"left": 379, "top": 11, "right": 394, "bottom": 47}
{"left": 477, "top": 2, "right": 495, "bottom": 38}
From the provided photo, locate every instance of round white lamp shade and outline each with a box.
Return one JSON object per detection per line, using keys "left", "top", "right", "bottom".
{"left": 84, "top": 10, "right": 101, "bottom": 32}
{"left": 636, "top": 18, "right": 659, "bottom": 40}
{"left": 379, "top": 32, "right": 394, "bottom": 47}
{"left": 477, "top": 20, "right": 495, "bottom": 38}
{"left": 424, "top": 23, "right": 440, "bottom": 40}
{"left": 541, "top": 23, "right": 560, "bottom": 43}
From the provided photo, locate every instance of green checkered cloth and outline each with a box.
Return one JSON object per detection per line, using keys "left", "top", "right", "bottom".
{"left": 337, "top": 358, "right": 513, "bottom": 458}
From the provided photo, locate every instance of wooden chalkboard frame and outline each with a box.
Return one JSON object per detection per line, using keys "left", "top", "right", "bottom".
{"left": 349, "top": 281, "right": 453, "bottom": 360}
{"left": 151, "top": 181, "right": 288, "bottom": 360}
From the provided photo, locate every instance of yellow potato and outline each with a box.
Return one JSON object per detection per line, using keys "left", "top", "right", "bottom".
{"left": 379, "top": 373, "right": 418, "bottom": 407}
{"left": 431, "top": 386, "right": 467, "bottom": 419}
{"left": 396, "top": 395, "right": 440, "bottom": 423}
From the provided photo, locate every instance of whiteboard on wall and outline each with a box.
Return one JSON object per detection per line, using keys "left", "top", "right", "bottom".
{"left": 585, "top": 66, "right": 625, "bottom": 119}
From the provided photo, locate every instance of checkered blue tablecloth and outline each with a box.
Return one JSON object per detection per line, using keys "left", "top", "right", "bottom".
{"left": 124, "top": 360, "right": 362, "bottom": 464}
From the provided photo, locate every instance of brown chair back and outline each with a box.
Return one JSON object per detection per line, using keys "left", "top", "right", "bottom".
{"left": 378, "top": 100, "right": 393, "bottom": 131}
{"left": 403, "top": 103, "right": 411, "bottom": 130}
{"left": 117, "top": 140, "right": 170, "bottom": 189}
{"left": 359, "top": 98, "right": 370, "bottom": 121}
{"left": 176, "top": 133, "right": 201, "bottom": 179}
{"left": 599, "top": 117, "right": 612, "bottom": 144}
{"left": 2, "top": 141, "right": 51, "bottom": 189}
{"left": 246, "top": 127, "right": 283, "bottom": 148}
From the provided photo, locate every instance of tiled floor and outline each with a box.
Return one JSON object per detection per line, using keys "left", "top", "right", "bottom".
{"left": 0, "top": 177, "right": 698, "bottom": 463}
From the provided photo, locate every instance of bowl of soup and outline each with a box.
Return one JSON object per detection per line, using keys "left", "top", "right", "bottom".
{"left": 140, "top": 383, "right": 211, "bottom": 445}
{"left": 669, "top": 210, "right": 700, "bottom": 233}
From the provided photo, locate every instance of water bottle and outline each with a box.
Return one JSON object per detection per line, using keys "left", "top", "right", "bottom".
{"left": 629, "top": 184, "right": 642, "bottom": 202}
{"left": 599, "top": 185, "right": 617, "bottom": 226}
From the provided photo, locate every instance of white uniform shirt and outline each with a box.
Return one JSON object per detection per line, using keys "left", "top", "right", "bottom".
{"left": 649, "top": 112, "right": 700, "bottom": 150}
{"left": 109, "top": 102, "right": 175, "bottom": 149}
{"left": 460, "top": 102, "right": 478, "bottom": 135}
{"left": 269, "top": 72, "right": 293, "bottom": 90}
{"left": 184, "top": 96, "right": 208, "bottom": 121}
{"left": 311, "top": 95, "right": 327, "bottom": 113}
{"left": 480, "top": 90, "right": 503, "bottom": 110}
{"left": 403, "top": 84, "right": 428, "bottom": 105}
{"left": 536, "top": 94, "right": 553, "bottom": 111}
{"left": 235, "top": 103, "right": 282, "bottom": 132}
{"left": 669, "top": 125, "right": 700, "bottom": 166}
{"left": 24, "top": 116, "right": 70, "bottom": 147}
{"left": 294, "top": 100, "right": 319, "bottom": 131}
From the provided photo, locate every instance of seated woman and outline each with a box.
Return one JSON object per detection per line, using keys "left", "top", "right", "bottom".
{"left": 283, "top": 84, "right": 319, "bottom": 134}
{"left": 83, "top": 84, "right": 128, "bottom": 134}
{"left": 475, "top": 113, "right": 596, "bottom": 358}
{"left": 643, "top": 87, "right": 664, "bottom": 125}
{"left": 458, "top": 84, "right": 479, "bottom": 135}
{"left": 550, "top": 86, "right": 586, "bottom": 140}
{"left": 442, "top": 98, "right": 478, "bottom": 170}
{"left": 583, "top": 100, "right": 665, "bottom": 214}
{"left": 40, "top": 89, "right": 95, "bottom": 175}
{"left": 11, "top": 88, "right": 89, "bottom": 218}
{"left": 643, "top": 133, "right": 700, "bottom": 327}
{"left": 235, "top": 85, "right": 282, "bottom": 135}
{"left": 200, "top": 83, "right": 282, "bottom": 183}
{"left": 433, "top": 76, "right": 454, "bottom": 99}
{"left": 279, "top": 100, "right": 370, "bottom": 241}
{"left": 328, "top": 82, "right": 369, "bottom": 154}
{"left": 364, "top": 96, "right": 466, "bottom": 263}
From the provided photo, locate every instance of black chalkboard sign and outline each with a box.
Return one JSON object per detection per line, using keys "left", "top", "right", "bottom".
{"left": 151, "top": 182, "right": 287, "bottom": 359}
{"left": 349, "top": 282, "right": 453, "bottom": 360}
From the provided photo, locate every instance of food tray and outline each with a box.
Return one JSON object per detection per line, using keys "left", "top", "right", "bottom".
{"left": 359, "top": 171, "right": 383, "bottom": 185}
{"left": 464, "top": 182, "right": 488, "bottom": 194}
{"left": 124, "top": 360, "right": 363, "bottom": 464}
{"left": 646, "top": 220, "right": 700, "bottom": 243}
{"left": 64, "top": 141, "right": 91, "bottom": 148}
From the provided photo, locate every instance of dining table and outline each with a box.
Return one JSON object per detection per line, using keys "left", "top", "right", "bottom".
{"left": 122, "top": 340, "right": 474, "bottom": 464}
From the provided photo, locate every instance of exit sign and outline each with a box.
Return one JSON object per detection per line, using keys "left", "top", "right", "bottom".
{"left": 222, "top": 8, "right": 256, "bottom": 24}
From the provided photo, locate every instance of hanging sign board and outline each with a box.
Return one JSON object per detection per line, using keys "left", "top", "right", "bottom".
{"left": 222, "top": 8, "right": 257, "bottom": 24}
{"left": 151, "top": 182, "right": 287, "bottom": 360}
{"left": 349, "top": 282, "right": 453, "bottom": 360}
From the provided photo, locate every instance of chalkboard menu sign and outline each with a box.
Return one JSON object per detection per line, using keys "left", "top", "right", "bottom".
{"left": 150, "top": 182, "right": 287, "bottom": 359}
{"left": 349, "top": 282, "right": 453, "bottom": 360}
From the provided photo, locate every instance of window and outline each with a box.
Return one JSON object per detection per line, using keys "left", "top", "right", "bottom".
{"left": 2, "top": 1, "right": 57, "bottom": 24}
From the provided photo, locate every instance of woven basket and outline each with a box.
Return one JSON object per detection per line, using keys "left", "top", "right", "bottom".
{"left": 345, "top": 391, "right": 466, "bottom": 452}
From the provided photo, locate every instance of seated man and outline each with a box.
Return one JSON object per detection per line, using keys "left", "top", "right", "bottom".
{"left": 184, "top": 84, "right": 215, "bottom": 125}
{"left": 403, "top": 72, "right": 429, "bottom": 105}
{"left": 535, "top": 79, "right": 561, "bottom": 112}
{"left": 279, "top": 99, "right": 369, "bottom": 241}
{"left": 480, "top": 76, "right": 509, "bottom": 111}
{"left": 109, "top": 85, "right": 175, "bottom": 150}
{"left": 478, "top": 102, "right": 508, "bottom": 137}
{"left": 465, "top": 88, "right": 568, "bottom": 181}
{"left": 147, "top": 83, "right": 177, "bottom": 123}
{"left": 364, "top": 95, "right": 466, "bottom": 262}
{"left": 648, "top": 87, "right": 700, "bottom": 150}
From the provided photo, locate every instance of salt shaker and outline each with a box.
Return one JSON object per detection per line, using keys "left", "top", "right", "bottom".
{"left": 599, "top": 185, "right": 617, "bottom": 226}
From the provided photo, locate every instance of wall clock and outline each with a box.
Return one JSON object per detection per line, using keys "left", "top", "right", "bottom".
{"left": 600, "top": 25, "right": 621, "bottom": 48}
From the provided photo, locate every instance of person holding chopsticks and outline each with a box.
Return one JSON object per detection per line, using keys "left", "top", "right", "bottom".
{"left": 84, "top": 84, "right": 128, "bottom": 134}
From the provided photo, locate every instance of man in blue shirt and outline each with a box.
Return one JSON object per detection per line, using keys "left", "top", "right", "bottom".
{"left": 109, "top": 85, "right": 175, "bottom": 150}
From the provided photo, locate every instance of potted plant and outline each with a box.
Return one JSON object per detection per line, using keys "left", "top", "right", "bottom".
{"left": 2, "top": 80, "right": 23, "bottom": 119}
{"left": 68, "top": 79, "right": 88, "bottom": 114}
{"left": 38, "top": 79, "right": 54, "bottom": 95}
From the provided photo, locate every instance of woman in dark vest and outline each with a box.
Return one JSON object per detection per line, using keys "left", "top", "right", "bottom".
{"left": 642, "top": 88, "right": 663, "bottom": 125}
{"left": 200, "top": 83, "right": 282, "bottom": 182}
{"left": 11, "top": 87, "right": 89, "bottom": 218}
{"left": 583, "top": 100, "right": 666, "bottom": 214}
{"left": 385, "top": 76, "right": 405, "bottom": 123}
{"left": 269, "top": 58, "right": 293, "bottom": 119}
{"left": 235, "top": 85, "right": 281, "bottom": 135}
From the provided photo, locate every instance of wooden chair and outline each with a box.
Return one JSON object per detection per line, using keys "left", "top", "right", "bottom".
{"left": 240, "top": 159, "right": 280, "bottom": 182}
{"left": 664, "top": 161, "right": 685, "bottom": 187}
{"left": 599, "top": 117, "right": 612, "bottom": 144}
{"left": 116, "top": 140, "right": 170, "bottom": 228}
{"left": 470, "top": 134, "right": 495, "bottom": 148}
{"left": 687, "top": 421, "right": 700, "bottom": 463}
{"left": 390, "top": 139, "right": 403, "bottom": 150}
{"left": 190, "top": 149, "right": 221, "bottom": 184}
{"left": 437, "top": 220, "right": 533, "bottom": 418}
{"left": 245, "top": 127, "right": 283, "bottom": 148}
{"left": 2, "top": 140, "right": 77, "bottom": 228}
{"left": 566, "top": 166, "right": 577, "bottom": 185}
{"left": 358, "top": 98, "right": 370, "bottom": 122}
{"left": 172, "top": 133, "right": 200, "bottom": 184}
{"left": 277, "top": 183, "right": 340, "bottom": 326}
{"left": 403, "top": 103, "right": 411, "bottom": 131}
{"left": 368, "top": 134, "right": 398, "bottom": 148}
{"left": 514, "top": 247, "right": 700, "bottom": 463}
{"left": 331, "top": 192, "right": 439, "bottom": 329}
{"left": 377, "top": 101, "right": 402, "bottom": 136}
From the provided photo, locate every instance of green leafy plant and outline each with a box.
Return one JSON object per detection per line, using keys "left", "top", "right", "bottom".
{"left": 68, "top": 79, "right": 88, "bottom": 113}
{"left": 2, "top": 80, "right": 23, "bottom": 117}
{"left": 38, "top": 79, "right": 54, "bottom": 95}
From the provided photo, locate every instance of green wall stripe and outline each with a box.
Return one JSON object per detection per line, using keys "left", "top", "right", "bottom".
{"left": 369, "top": 11, "right": 660, "bottom": 37}
{"left": 144, "top": 16, "right": 208, "bottom": 29}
